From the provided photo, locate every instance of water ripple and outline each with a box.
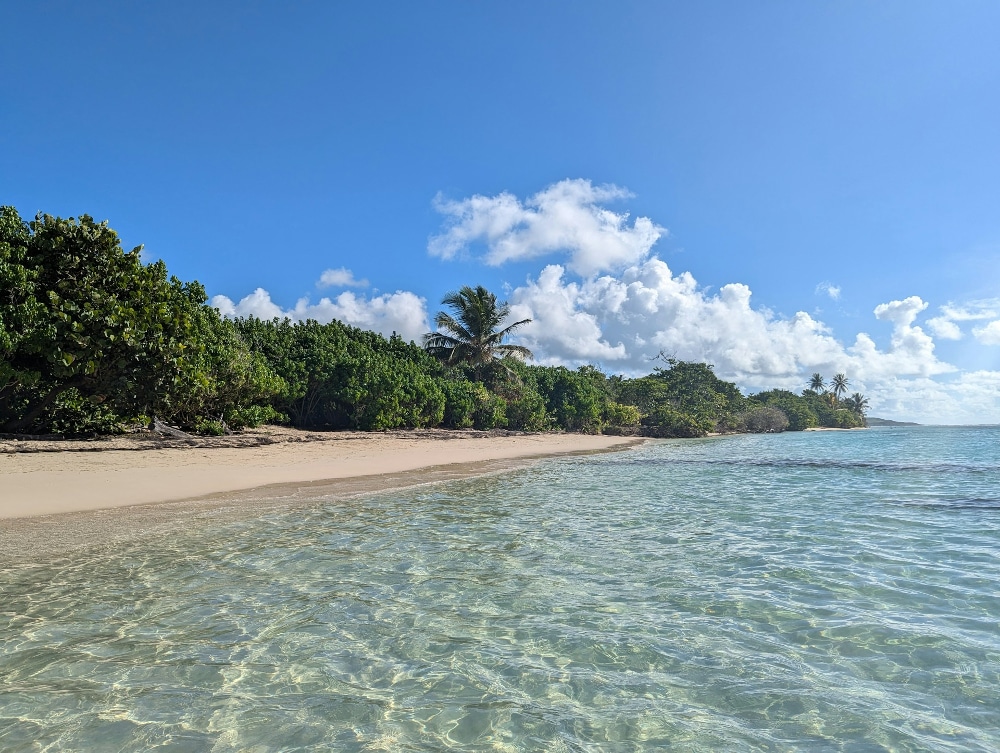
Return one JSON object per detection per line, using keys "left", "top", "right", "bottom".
{"left": 1, "top": 427, "right": 999, "bottom": 751}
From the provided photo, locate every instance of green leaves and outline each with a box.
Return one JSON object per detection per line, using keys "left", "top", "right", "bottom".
{"left": 0, "top": 208, "right": 209, "bottom": 433}
{"left": 424, "top": 285, "right": 533, "bottom": 376}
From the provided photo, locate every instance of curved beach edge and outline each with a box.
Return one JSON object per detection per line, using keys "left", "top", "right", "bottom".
{"left": 0, "top": 430, "right": 645, "bottom": 521}
{"left": 0, "top": 431, "right": 645, "bottom": 562}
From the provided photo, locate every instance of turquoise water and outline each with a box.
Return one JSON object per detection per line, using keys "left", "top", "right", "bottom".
{"left": 2, "top": 427, "right": 999, "bottom": 751}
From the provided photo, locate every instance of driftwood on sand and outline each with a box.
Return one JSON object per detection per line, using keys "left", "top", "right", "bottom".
{"left": 150, "top": 418, "right": 198, "bottom": 440}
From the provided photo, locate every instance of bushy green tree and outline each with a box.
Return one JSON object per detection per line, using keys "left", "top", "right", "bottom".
{"left": 738, "top": 405, "right": 790, "bottom": 433}
{"left": 0, "top": 209, "right": 205, "bottom": 433}
{"left": 844, "top": 392, "right": 870, "bottom": 424}
{"left": 498, "top": 381, "right": 550, "bottom": 431}
{"left": 439, "top": 379, "right": 479, "bottom": 429}
{"left": 751, "top": 389, "right": 818, "bottom": 431}
{"left": 234, "top": 318, "right": 445, "bottom": 430}
{"left": 166, "top": 309, "right": 285, "bottom": 432}
{"left": 523, "top": 364, "right": 608, "bottom": 433}
{"left": 615, "top": 360, "right": 747, "bottom": 435}
{"left": 641, "top": 405, "right": 711, "bottom": 438}
{"left": 602, "top": 401, "right": 641, "bottom": 434}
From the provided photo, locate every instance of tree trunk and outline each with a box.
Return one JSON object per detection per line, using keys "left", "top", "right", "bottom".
{"left": 0, "top": 380, "right": 75, "bottom": 433}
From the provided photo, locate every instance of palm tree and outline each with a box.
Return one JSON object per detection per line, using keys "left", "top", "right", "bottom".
{"left": 808, "top": 373, "right": 826, "bottom": 393}
{"left": 423, "top": 285, "right": 533, "bottom": 379}
{"left": 830, "top": 373, "right": 849, "bottom": 403}
{"left": 845, "top": 392, "right": 869, "bottom": 416}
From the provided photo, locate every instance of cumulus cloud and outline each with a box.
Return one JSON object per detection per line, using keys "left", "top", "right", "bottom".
{"left": 864, "top": 371, "right": 1000, "bottom": 425}
{"left": 508, "top": 261, "right": 952, "bottom": 388}
{"left": 428, "top": 179, "right": 664, "bottom": 276}
{"left": 815, "top": 281, "right": 841, "bottom": 300}
{"left": 211, "top": 288, "right": 285, "bottom": 321}
{"left": 501, "top": 259, "right": 991, "bottom": 421}
{"left": 924, "top": 298, "right": 1000, "bottom": 341}
{"left": 873, "top": 296, "right": 927, "bottom": 327}
{"left": 318, "top": 267, "right": 369, "bottom": 288}
{"left": 926, "top": 317, "right": 963, "bottom": 340}
{"left": 973, "top": 320, "right": 1000, "bottom": 345}
{"left": 210, "top": 288, "right": 428, "bottom": 342}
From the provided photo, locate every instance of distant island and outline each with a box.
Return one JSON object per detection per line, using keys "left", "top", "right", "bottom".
{"left": 866, "top": 417, "right": 920, "bottom": 427}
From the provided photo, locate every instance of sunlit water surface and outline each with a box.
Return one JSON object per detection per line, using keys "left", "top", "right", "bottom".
{"left": 2, "top": 427, "right": 999, "bottom": 751}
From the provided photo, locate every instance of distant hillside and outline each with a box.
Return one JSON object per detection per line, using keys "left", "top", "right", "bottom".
{"left": 866, "top": 417, "right": 920, "bottom": 427}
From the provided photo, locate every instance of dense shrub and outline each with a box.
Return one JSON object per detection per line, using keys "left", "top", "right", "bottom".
{"left": 750, "top": 389, "right": 818, "bottom": 431}
{"left": 738, "top": 405, "right": 790, "bottom": 433}
{"left": 603, "top": 401, "right": 641, "bottom": 433}
{"left": 503, "top": 386, "right": 550, "bottom": 432}
{"left": 440, "top": 379, "right": 478, "bottom": 429}
{"left": 526, "top": 365, "right": 607, "bottom": 433}
{"left": 1, "top": 208, "right": 207, "bottom": 433}
{"left": 640, "top": 406, "right": 711, "bottom": 438}
{"left": 470, "top": 383, "right": 507, "bottom": 430}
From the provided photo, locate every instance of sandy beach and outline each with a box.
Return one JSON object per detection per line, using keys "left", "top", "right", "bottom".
{"left": 0, "top": 427, "right": 641, "bottom": 520}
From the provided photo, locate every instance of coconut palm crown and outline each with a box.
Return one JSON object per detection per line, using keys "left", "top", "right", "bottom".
{"left": 830, "top": 373, "right": 850, "bottom": 402}
{"left": 808, "top": 373, "right": 826, "bottom": 392}
{"left": 845, "top": 392, "right": 869, "bottom": 415}
{"left": 423, "top": 285, "right": 533, "bottom": 377}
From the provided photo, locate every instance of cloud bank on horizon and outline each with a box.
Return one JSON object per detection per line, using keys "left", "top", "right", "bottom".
{"left": 211, "top": 179, "right": 1000, "bottom": 425}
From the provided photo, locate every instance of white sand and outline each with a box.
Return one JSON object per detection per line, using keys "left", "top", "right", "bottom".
{"left": 0, "top": 430, "right": 641, "bottom": 520}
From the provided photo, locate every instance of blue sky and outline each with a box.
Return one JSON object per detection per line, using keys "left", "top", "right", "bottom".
{"left": 3, "top": 2, "right": 999, "bottom": 422}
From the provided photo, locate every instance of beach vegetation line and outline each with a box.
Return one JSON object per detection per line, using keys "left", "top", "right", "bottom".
{"left": 1, "top": 206, "right": 866, "bottom": 438}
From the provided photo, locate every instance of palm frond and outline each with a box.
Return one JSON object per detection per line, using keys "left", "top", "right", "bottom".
{"left": 423, "top": 285, "right": 534, "bottom": 374}
{"left": 494, "top": 344, "right": 534, "bottom": 361}
{"left": 433, "top": 312, "right": 474, "bottom": 343}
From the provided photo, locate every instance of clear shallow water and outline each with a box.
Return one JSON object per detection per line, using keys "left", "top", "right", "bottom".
{"left": 2, "top": 427, "right": 999, "bottom": 752}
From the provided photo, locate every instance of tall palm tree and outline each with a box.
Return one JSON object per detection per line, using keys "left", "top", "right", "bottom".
{"left": 830, "top": 373, "right": 849, "bottom": 403}
{"left": 423, "top": 285, "right": 533, "bottom": 379}
{"left": 808, "top": 373, "right": 826, "bottom": 393}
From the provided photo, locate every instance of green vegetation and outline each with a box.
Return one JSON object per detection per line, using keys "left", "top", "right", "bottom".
{"left": 1, "top": 206, "right": 870, "bottom": 438}
{"left": 423, "top": 285, "right": 533, "bottom": 378}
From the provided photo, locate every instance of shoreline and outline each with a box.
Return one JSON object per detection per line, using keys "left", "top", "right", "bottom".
{"left": 802, "top": 426, "right": 868, "bottom": 431}
{"left": 1, "top": 429, "right": 644, "bottom": 564}
{"left": 0, "top": 428, "right": 643, "bottom": 522}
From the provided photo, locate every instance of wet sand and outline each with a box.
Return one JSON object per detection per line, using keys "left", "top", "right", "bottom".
{"left": 0, "top": 428, "right": 642, "bottom": 562}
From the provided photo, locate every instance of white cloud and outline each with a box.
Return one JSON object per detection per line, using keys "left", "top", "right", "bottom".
{"left": 507, "top": 266, "right": 627, "bottom": 363}
{"left": 865, "top": 372, "right": 1000, "bottom": 425}
{"left": 873, "top": 296, "right": 927, "bottom": 327}
{"left": 973, "top": 320, "right": 1000, "bottom": 345}
{"left": 815, "top": 281, "right": 841, "bottom": 300}
{"left": 428, "top": 179, "right": 664, "bottom": 276}
{"left": 510, "top": 261, "right": 951, "bottom": 385}
{"left": 922, "top": 298, "right": 1000, "bottom": 341}
{"left": 318, "top": 267, "right": 369, "bottom": 288}
{"left": 210, "top": 288, "right": 429, "bottom": 342}
{"left": 210, "top": 288, "right": 284, "bottom": 320}
{"left": 502, "top": 259, "right": 989, "bottom": 422}
{"left": 938, "top": 299, "right": 1000, "bottom": 322}
{"left": 926, "top": 317, "right": 963, "bottom": 340}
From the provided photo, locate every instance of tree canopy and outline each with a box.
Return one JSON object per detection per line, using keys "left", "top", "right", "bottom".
{"left": 1, "top": 209, "right": 205, "bottom": 432}
{"left": 423, "top": 286, "right": 532, "bottom": 378}
{"left": 0, "top": 205, "right": 874, "bottom": 439}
